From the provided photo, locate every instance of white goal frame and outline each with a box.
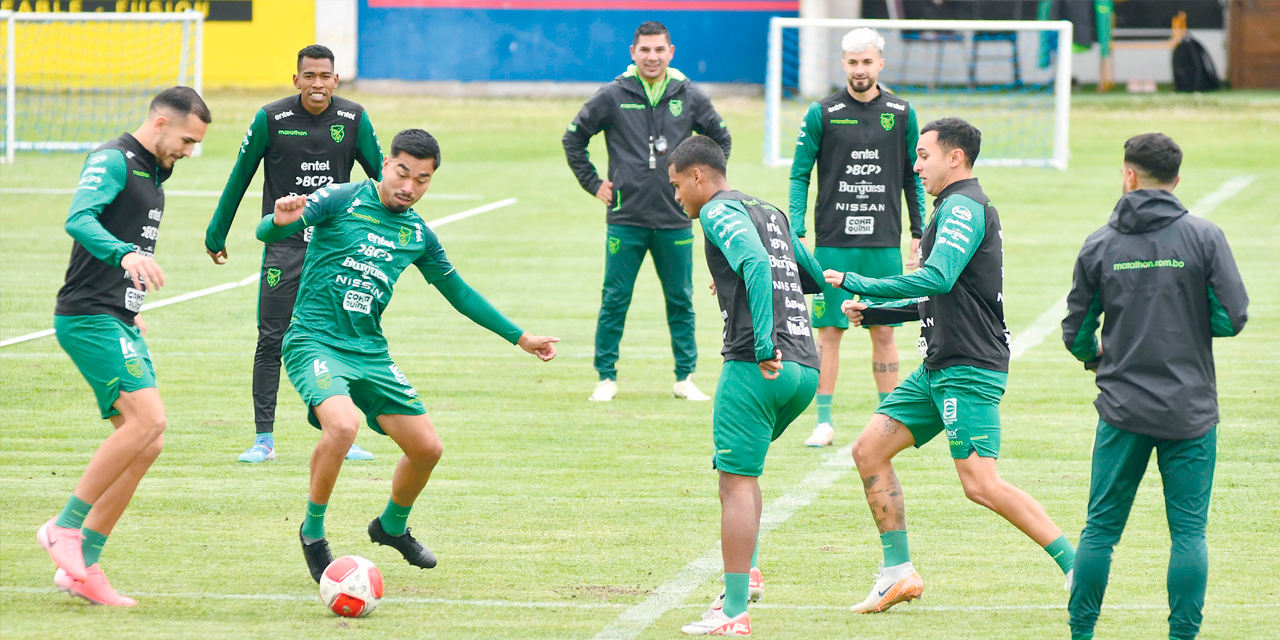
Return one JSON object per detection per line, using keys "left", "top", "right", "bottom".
{"left": 765, "top": 17, "right": 1074, "bottom": 169}
{"left": 1, "top": 10, "right": 203, "bottom": 163}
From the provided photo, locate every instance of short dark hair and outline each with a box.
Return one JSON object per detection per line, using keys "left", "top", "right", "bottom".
{"left": 297, "top": 44, "right": 335, "bottom": 71}
{"left": 1124, "top": 133, "right": 1181, "bottom": 184}
{"left": 670, "top": 135, "right": 726, "bottom": 176}
{"left": 390, "top": 129, "right": 442, "bottom": 170}
{"left": 149, "top": 86, "right": 211, "bottom": 124}
{"left": 921, "top": 117, "right": 981, "bottom": 167}
{"left": 633, "top": 21, "right": 670, "bottom": 45}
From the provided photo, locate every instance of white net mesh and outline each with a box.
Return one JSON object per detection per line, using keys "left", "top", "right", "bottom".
{"left": 767, "top": 19, "right": 1072, "bottom": 169}
{"left": 1, "top": 12, "right": 200, "bottom": 159}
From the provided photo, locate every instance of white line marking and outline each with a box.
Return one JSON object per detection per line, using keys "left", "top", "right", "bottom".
{"left": 590, "top": 176, "right": 1260, "bottom": 639}
{"left": 0, "top": 198, "right": 519, "bottom": 348}
{"left": 1008, "top": 175, "right": 1256, "bottom": 361}
{"left": 0, "top": 187, "right": 480, "bottom": 200}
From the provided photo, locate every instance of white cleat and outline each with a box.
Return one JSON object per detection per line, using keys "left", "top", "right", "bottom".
{"left": 673, "top": 377, "right": 711, "bottom": 401}
{"left": 714, "top": 567, "right": 765, "bottom": 605}
{"left": 681, "top": 608, "right": 752, "bottom": 636}
{"left": 589, "top": 379, "right": 618, "bottom": 402}
{"left": 849, "top": 563, "right": 923, "bottom": 614}
{"left": 1064, "top": 568, "right": 1074, "bottom": 592}
{"left": 804, "top": 423, "right": 834, "bottom": 447}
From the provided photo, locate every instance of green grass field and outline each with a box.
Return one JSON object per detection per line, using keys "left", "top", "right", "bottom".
{"left": 1, "top": 89, "right": 1277, "bottom": 639}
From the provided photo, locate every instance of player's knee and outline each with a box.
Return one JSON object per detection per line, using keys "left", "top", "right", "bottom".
{"left": 323, "top": 418, "right": 361, "bottom": 443}
{"left": 961, "top": 478, "right": 998, "bottom": 508}
{"left": 412, "top": 435, "right": 443, "bottom": 466}
{"left": 142, "top": 434, "right": 165, "bottom": 461}
{"left": 851, "top": 433, "right": 883, "bottom": 469}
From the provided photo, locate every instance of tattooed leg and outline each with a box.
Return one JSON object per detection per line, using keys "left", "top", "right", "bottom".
{"left": 851, "top": 414, "right": 916, "bottom": 534}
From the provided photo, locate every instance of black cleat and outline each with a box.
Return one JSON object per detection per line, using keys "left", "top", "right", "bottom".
{"left": 368, "top": 517, "right": 437, "bottom": 569}
{"left": 300, "top": 525, "right": 335, "bottom": 583}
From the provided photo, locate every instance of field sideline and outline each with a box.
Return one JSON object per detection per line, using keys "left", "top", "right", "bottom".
{"left": 1, "top": 90, "right": 1277, "bottom": 639}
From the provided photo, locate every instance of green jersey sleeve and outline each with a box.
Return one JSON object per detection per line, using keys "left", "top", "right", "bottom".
{"left": 65, "top": 149, "right": 136, "bottom": 267}
{"left": 788, "top": 102, "right": 823, "bottom": 238}
{"left": 355, "top": 110, "right": 383, "bottom": 180}
{"left": 206, "top": 108, "right": 269, "bottom": 252}
{"left": 255, "top": 182, "right": 349, "bottom": 243}
{"left": 702, "top": 199, "right": 776, "bottom": 362}
{"left": 840, "top": 194, "right": 986, "bottom": 299}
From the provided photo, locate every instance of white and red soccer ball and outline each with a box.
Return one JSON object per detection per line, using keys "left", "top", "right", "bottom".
{"left": 319, "top": 555, "right": 384, "bottom": 618}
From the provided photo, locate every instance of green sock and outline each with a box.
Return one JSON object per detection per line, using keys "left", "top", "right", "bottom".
{"left": 1045, "top": 534, "right": 1076, "bottom": 574}
{"left": 881, "top": 530, "right": 911, "bottom": 567}
{"left": 878, "top": 391, "right": 890, "bottom": 403}
{"left": 723, "top": 572, "right": 750, "bottom": 617}
{"left": 301, "top": 500, "right": 327, "bottom": 541}
{"left": 1072, "top": 635, "right": 1094, "bottom": 640}
{"left": 54, "top": 495, "right": 92, "bottom": 530}
{"left": 750, "top": 531, "right": 759, "bottom": 569}
{"left": 379, "top": 498, "right": 413, "bottom": 537}
{"left": 81, "top": 528, "right": 108, "bottom": 567}
{"left": 816, "top": 394, "right": 833, "bottom": 424}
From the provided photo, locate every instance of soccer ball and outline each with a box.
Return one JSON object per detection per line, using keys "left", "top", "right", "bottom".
{"left": 319, "top": 555, "right": 384, "bottom": 618}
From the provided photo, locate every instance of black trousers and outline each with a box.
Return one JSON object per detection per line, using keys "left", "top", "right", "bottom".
{"left": 253, "top": 243, "right": 306, "bottom": 434}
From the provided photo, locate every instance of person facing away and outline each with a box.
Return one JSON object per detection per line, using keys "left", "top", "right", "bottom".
{"left": 204, "top": 44, "right": 383, "bottom": 464}
{"left": 562, "top": 20, "right": 732, "bottom": 403}
{"left": 1062, "top": 132, "right": 1248, "bottom": 640}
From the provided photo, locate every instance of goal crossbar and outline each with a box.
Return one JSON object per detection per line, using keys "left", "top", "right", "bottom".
{"left": 765, "top": 17, "right": 1074, "bottom": 170}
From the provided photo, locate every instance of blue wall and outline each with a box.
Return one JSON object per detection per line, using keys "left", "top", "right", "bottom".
{"left": 358, "top": 4, "right": 796, "bottom": 83}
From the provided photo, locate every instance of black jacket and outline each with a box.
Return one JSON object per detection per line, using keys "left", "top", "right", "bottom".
{"left": 1062, "top": 189, "right": 1248, "bottom": 440}
{"left": 563, "top": 67, "right": 731, "bottom": 229}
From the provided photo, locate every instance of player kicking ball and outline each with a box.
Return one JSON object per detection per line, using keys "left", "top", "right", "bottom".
{"left": 41, "top": 87, "right": 210, "bottom": 606}
{"left": 828, "top": 118, "right": 1075, "bottom": 614}
{"left": 668, "top": 135, "right": 823, "bottom": 635}
{"left": 256, "top": 129, "right": 559, "bottom": 582}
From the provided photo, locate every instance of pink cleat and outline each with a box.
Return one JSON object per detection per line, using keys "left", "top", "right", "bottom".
{"left": 54, "top": 565, "right": 137, "bottom": 606}
{"left": 37, "top": 518, "right": 87, "bottom": 582}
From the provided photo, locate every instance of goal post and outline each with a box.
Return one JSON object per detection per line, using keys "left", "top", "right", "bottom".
{"left": 1, "top": 10, "right": 203, "bottom": 164}
{"left": 765, "top": 18, "right": 1074, "bottom": 170}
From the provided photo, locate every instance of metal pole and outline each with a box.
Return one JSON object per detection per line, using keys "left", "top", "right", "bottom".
{"left": 1052, "top": 21, "right": 1074, "bottom": 170}
{"left": 765, "top": 17, "right": 784, "bottom": 167}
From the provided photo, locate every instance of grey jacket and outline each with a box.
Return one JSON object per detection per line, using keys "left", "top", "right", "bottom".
{"left": 1062, "top": 189, "right": 1248, "bottom": 440}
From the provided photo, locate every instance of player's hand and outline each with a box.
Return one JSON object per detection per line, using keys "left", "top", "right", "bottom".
{"left": 207, "top": 247, "right": 228, "bottom": 265}
{"left": 134, "top": 314, "right": 147, "bottom": 336}
{"left": 595, "top": 180, "right": 614, "bottom": 206}
{"left": 120, "top": 251, "right": 165, "bottom": 292}
{"left": 518, "top": 333, "right": 560, "bottom": 362}
{"left": 842, "top": 300, "right": 868, "bottom": 328}
{"left": 907, "top": 238, "right": 921, "bottom": 270}
{"left": 272, "top": 194, "right": 308, "bottom": 226}
{"left": 759, "top": 351, "right": 783, "bottom": 380}
{"left": 709, "top": 280, "right": 717, "bottom": 296}
{"left": 823, "top": 269, "right": 845, "bottom": 287}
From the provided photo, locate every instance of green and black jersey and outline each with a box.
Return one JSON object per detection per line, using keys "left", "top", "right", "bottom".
{"left": 840, "top": 178, "right": 1009, "bottom": 373}
{"left": 207, "top": 94, "right": 382, "bottom": 251}
{"left": 701, "top": 190, "right": 822, "bottom": 369}
{"left": 257, "top": 180, "right": 523, "bottom": 353}
{"left": 789, "top": 86, "right": 925, "bottom": 248}
{"left": 56, "top": 133, "right": 171, "bottom": 324}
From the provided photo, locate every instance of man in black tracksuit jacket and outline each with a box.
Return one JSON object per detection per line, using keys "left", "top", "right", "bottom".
{"left": 563, "top": 21, "right": 731, "bottom": 402}
{"left": 1062, "top": 133, "right": 1248, "bottom": 640}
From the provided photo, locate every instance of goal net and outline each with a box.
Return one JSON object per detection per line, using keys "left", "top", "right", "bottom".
{"left": 765, "top": 18, "right": 1073, "bottom": 169}
{"left": 1, "top": 10, "right": 203, "bottom": 163}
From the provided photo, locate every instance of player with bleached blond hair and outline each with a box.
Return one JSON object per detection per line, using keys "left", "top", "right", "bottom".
{"left": 790, "top": 27, "right": 926, "bottom": 448}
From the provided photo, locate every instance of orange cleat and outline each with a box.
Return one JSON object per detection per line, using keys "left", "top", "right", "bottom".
{"left": 849, "top": 565, "right": 923, "bottom": 614}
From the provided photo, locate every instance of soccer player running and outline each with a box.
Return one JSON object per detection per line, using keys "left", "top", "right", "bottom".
{"left": 205, "top": 44, "right": 384, "bottom": 464}
{"left": 668, "top": 136, "right": 823, "bottom": 636}
{"left": 829, "top": 118, "right": 1075, "bottom": 613}
{"left": 790, "top": 28, "right": 925, "bottom": 448}
{"left": 257, "top": 129, "right": 560, "bottom": 582}
{"left": 1062, "top": 134, "right": 1248, "bottom": 640}
{"left": 563, "top": 21, "right": 731, "bottom": 402}
{"left": 40, "top": 87, "right": 210, "bottom": 606}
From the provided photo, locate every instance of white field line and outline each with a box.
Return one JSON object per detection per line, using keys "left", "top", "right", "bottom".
{"left": 589, "top": 174, "right": 1260, "bottom": 640}
{"left": 0, "top": 187, "right": 479, "bottom": 200}
{"left": 1008, "top": 175, "right": 1256, "bottom": 361}
{"left": 0, "top": 199, "right": 518, "bottom": 348}
{"left": 0, "top": 586, "right": 1274, "bottom": 614}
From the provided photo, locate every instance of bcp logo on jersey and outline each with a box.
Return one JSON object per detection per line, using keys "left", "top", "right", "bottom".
{"left": 330, "top": 124, "right": 345, "bottom": 143}
{"left": 942, "top": 398, "right": 958, "bottom": 425}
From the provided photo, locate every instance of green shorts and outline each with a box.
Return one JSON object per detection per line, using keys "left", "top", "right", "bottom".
{"left": 712, "top": 360, "right": 819, "bottom": 477}
{"left": 812, "top": 246, "right": 903, "bottom": 329}
{"left": 877, "top": 364, "right": 1006, "bottom": 459}
{"left": 54, "top": 314, "right": 157, "bottom": 419}
{"left": 282, "top": 334, "right": 425, "bottom": 435}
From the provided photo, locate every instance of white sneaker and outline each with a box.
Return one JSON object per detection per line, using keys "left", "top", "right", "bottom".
{"left": 849, "top": 562, "right": 923, "bottom": 614}
{"left": 681, "top": 608, "right": 752, "bottom": 636}
{"left": 1064, "top": 568, "right": 1074, "bottom": 592}
{"left": 804, "top": 423, "right": 834, "bottom": 447}
{"left": 673, "top": 377, "right": 711, "bottom": 401}
{"left": 589, "top": 379, "right": 618, "bottom": 402}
